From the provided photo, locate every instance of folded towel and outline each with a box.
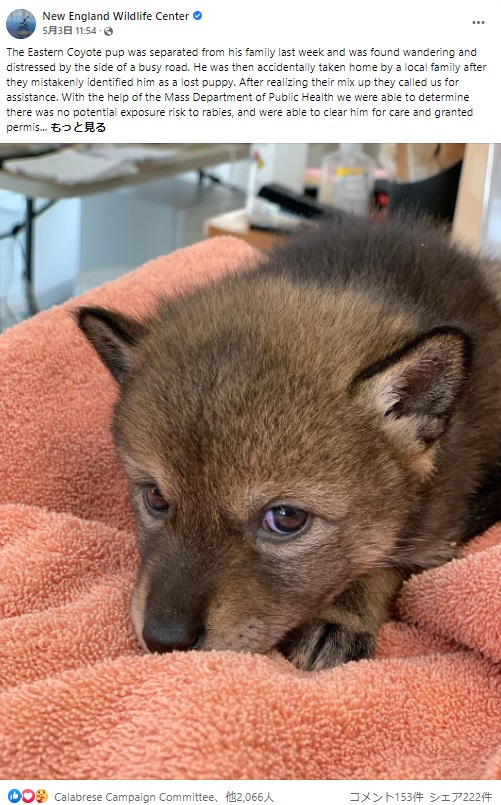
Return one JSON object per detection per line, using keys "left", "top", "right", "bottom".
{"left": 0, "top": 237, "right": 500, "bottom": 780}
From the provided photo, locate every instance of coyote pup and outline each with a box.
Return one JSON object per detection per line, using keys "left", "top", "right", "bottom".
{"left": 77, "top": 216, "right": 501, "bottom": 670}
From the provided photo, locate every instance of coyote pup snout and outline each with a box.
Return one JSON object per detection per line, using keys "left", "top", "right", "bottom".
{"left": 76, "top": 216, "right": 501, "bottom": 670}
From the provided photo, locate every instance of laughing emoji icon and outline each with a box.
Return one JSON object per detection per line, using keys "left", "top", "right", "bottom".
{"left": 36, "top": 792, "right": 48, "bottom": 804}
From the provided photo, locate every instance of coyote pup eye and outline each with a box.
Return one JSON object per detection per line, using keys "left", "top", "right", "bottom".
{"left": 144, "top": 484, "right": 170, "bottom": 515}
{"left": 261, "top": 505, "right": 311, "bottom": 537}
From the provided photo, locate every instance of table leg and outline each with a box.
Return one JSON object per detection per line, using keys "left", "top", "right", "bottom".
{"left": 24, "top": 196, "right": 38, "bottom": 315}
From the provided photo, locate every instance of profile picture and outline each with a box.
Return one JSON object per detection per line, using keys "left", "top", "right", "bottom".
{"left": 6, "top": 8, "right": 36, "bottom": 38}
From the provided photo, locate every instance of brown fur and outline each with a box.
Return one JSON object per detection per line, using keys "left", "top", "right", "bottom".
{"left": 75, "top": 215, "right": 501, "bottom": 670}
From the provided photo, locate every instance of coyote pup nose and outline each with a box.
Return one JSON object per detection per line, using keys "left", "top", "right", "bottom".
{"left": 142, "top": 617, "right": 203, "bottom": 654}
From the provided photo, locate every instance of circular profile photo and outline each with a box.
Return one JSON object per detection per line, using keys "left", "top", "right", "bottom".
{"left": 6, "top": 9, "right": 36, "bottom": 38}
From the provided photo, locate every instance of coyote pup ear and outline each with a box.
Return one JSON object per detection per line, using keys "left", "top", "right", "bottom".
{"left": 353, "top": 327, "right": 472, "bottom": 475}
{"left": 75, "top": 306, "right": 146, "bottom": 383}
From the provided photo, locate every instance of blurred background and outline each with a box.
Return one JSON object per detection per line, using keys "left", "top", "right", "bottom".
{"left": 0, "top": 141, "right": 500, "bottom": 331}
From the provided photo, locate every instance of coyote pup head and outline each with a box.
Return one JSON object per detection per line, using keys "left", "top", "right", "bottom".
{"left": 76, "top": 274, "right": 470, "bottom": 657}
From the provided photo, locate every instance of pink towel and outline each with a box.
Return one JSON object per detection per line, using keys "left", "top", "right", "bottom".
{"left": 0, "top": 237, "right": 500, "bottom": 780}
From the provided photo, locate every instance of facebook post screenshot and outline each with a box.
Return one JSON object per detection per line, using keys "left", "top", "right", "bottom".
{"left": 1, "top": 0, "right": 501, "bottom": 798}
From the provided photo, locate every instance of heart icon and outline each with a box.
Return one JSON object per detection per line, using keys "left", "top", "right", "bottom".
{"left": 22, "top": 792, "right": 35, "bottom": 804}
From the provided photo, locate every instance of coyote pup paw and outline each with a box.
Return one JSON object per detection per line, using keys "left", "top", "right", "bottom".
{"left": 278, "top": 621, "right": 377, "bottom": 671}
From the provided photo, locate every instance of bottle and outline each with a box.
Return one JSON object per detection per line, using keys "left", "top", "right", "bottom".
{"left": 319, "top": 143, "right": 376, "bottom": 215}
